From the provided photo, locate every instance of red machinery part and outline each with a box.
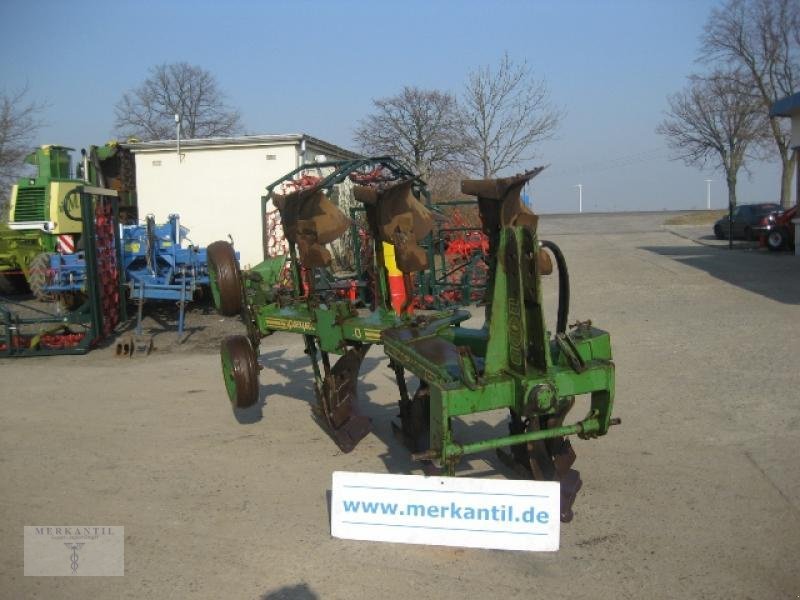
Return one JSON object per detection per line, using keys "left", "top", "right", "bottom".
{"left": 94, "top": 200, "right": 121, "bottom": 339}
{"left": 40, "top": 332, "right": 85, "bottom": 349}
{"left": 349, "top": 166, "right": 396, "bottom": 185}
{"left": 280, "top": 174, "right": 321, "bottom": 194}
{"left": 0, "top": 332, "right": 86, "bottom": 352}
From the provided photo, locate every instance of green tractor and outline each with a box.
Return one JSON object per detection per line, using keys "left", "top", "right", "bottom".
{"left": 0, "top": 143, "right": 136, "bottom": 298}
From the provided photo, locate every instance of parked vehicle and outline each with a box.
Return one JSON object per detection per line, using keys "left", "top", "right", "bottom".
{"left": 713, "top": 203, "right": 781, "bottom": 241}
{"left": 0, "top": 144, "right": 137, "bottom": 299}
{"left": 754, "top": 204, "right": 797, "bottom": 251}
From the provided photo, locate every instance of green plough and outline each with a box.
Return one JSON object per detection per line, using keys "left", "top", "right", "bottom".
{"left": 209, "top": 157, "right": 618, "bottom": 521}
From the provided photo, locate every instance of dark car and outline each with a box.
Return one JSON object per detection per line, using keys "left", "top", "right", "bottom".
{"left": 756, "top": 204, "right": 797, "bottom": 251}
{"left": 713, "top": 203, "right": 781, "bottom": 241}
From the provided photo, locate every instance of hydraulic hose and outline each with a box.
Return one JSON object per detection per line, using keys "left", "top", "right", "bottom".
{"left": 540, "top": 240, "right": 569, "bottom": 335}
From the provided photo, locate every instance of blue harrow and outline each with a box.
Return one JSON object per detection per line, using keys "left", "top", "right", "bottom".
{"left": 45, "top": 214, "right": 224, "bottom": 337}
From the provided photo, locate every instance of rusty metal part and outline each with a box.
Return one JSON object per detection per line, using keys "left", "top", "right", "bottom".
{"left": 377, "top": 180, "right": 434, "bottom": 242}
{"left": 351, "top": 179, "right": 434, "bottom": 273}
{"left": 295, "top": 223, "right": 333, "bottom": 268}
{"left": 393, "top": 380, "right": 431, "bottom": 453}
{"left": 460, "top": 167, "right": 547, "bottom": 200}
{"left": 273, "top": 188, "right": 350, "bottom": 268}
{"left": 352, "top": 185, "right": 379, "bottom": 205}
{"left": 499, "top": 420, "right": 579, "bottom": 522}
{"left": 462, "top": 167, "right": 546, "bottom": 234}
{"left": 208, "top": 240, "right": 242, "bottom": 316}
{"left": 273, "top": 189, "right": 350, "bottom": 246}
{"left": 221, "top": 335, "right": 260, "bottom": 409}
{"left": 315, "top": 345, "right": 371, "bottom": 452}
{"left": 537, "top": 247, "right": 553, "bottom": 275}
{"left": 502, "top": 393, "right": 582, "bottom": 523}
{"left": 461, "top": 168, "right": 547, "bottom": 321}
{"left": 389, "top": 222, "right": 429, "bottom": 273}
{"left": 531, "top": 407, "right": 582, "bottom": 523}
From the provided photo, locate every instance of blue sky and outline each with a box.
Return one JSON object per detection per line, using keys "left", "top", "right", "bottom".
{"left": 0, "top": 0, "right": 784, "bottom": 213}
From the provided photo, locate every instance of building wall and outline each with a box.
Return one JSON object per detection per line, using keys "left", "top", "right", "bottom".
{"left": 134, "top": 144, "right": 300, "bottom": 267}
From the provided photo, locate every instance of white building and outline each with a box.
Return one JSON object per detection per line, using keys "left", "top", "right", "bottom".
{"left": 128, "top": 134, "right": 360, "bottom": 267}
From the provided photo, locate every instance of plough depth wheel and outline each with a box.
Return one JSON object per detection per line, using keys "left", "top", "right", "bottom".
{"left": 208, "top": 241, "right": 242, "bottom": 316}
{"left": 221, "top": 335, "right": 259, "bottom": 409}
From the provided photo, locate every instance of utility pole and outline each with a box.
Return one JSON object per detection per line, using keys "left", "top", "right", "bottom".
{"left": 574, "top": 184, "right": 583, "bottom": 213}
{"left": 175, "top": 114, "right": 181, "bottom": 160}
{"left": 704, "top": 179, "right": 712, "bottom": 210}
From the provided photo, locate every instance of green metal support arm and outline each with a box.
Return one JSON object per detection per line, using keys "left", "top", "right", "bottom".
{"left": 414, "top": 413, "right": 622, "bottom": 461}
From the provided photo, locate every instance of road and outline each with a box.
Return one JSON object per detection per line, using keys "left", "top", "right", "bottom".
{"left": 1, "top": 212, "right": 798, "bottom": 599}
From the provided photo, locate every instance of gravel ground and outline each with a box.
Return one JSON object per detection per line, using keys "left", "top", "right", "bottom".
{"left": 1, "top": 211, "right": 798, "bottom": 600}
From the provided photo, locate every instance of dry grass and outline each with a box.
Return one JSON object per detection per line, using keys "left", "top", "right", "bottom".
{"left": 663, "top": 210, "right": 726, "bottom": 225}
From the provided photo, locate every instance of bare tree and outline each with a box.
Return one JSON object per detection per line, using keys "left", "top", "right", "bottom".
{"left": 0, "top": 85, "right": 46, "bottom": 214}
{"left": 426, "top": 167, "right": 468, "bottom": 202}
{"left": 460, "top": 53, "right": 562, "bottom": 178}
{"left": 353, "top": 86, "right": 463, "bottom": 181}
{"left": 115, "top": 62, "right": 242, "bottom": 141}
{"left": 702, "top": 0, "right": 800, "bottom": 207}
{"left": 657, "top": 71, "right": 767, "bottom": 209}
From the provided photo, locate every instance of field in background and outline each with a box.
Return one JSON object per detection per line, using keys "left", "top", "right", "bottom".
{"left": 663, "top": 209, "right": 726, "bottom": 225}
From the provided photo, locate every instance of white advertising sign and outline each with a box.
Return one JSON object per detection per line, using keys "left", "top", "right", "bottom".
{"left": 331, "top": 471, "right": 560, "bottom": 552}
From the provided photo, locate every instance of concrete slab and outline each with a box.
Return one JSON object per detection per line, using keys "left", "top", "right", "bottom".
{"left": 1, "top": 212, "right": 798, "bottom": 599}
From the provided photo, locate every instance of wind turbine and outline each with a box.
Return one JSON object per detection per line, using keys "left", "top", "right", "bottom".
{"left": 573, "top": 184, "right": 583, "bottom": 213}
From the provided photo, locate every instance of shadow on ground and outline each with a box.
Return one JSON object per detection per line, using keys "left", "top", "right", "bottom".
{"left": 231, "top": 344, "right": 527, "bottom": 479}
{"left": 641, "top": 244, "right": 799, "bottom": 305}
{"left": 260, "top": 582, "right": 318, "bottom": 600}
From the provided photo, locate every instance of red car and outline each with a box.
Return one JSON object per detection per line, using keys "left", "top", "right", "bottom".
{"left": 756, "top": 205, "right": 797, "bottom": 251}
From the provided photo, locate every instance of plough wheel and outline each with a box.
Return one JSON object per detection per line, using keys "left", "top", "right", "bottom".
{"left": 220, "top": 335, "right": 259, "bottom": 409}
{"left": 208, "top": 241, "right": 242, "bottom": 316}
{"left": 506, "top": 401, "right": 582, "bottom": 523}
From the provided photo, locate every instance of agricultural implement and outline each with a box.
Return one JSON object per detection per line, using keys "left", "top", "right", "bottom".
{"left": 0, "top": 187, "right": 124, "bottom": 357}
{"left": 210, "top": 157, "right": 618, "bottom": 521}
{"left": 0, "top": 143, "right": 136, "bottom": 298}
{"left": 44, "top": 213, "right": 217, "bottom": 340}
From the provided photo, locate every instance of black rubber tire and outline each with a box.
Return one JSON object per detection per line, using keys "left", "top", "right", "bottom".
{"left": 744, "top": 226, "right": 752, "bottom": 241}
{"left": 767, "top": 228, "right": 787, "bottom": 252}
{"left": 207, "top": 241, "right": 242, "bottom": 316}
{"left": 220, "top": 335, "right": 259, "bottom": 409}
{"left": 27, "top": 252, "right": 53, "bottom": 302}
{"left": 713, "top": 225, "right": 724, "bottom": 240}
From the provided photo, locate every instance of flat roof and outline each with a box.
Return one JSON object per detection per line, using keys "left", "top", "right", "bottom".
{"left": 125, "top": 133, "right": 361, "bottom": 159}
{"left": 770, "top": 92, "right": 800, "bottom": 117}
